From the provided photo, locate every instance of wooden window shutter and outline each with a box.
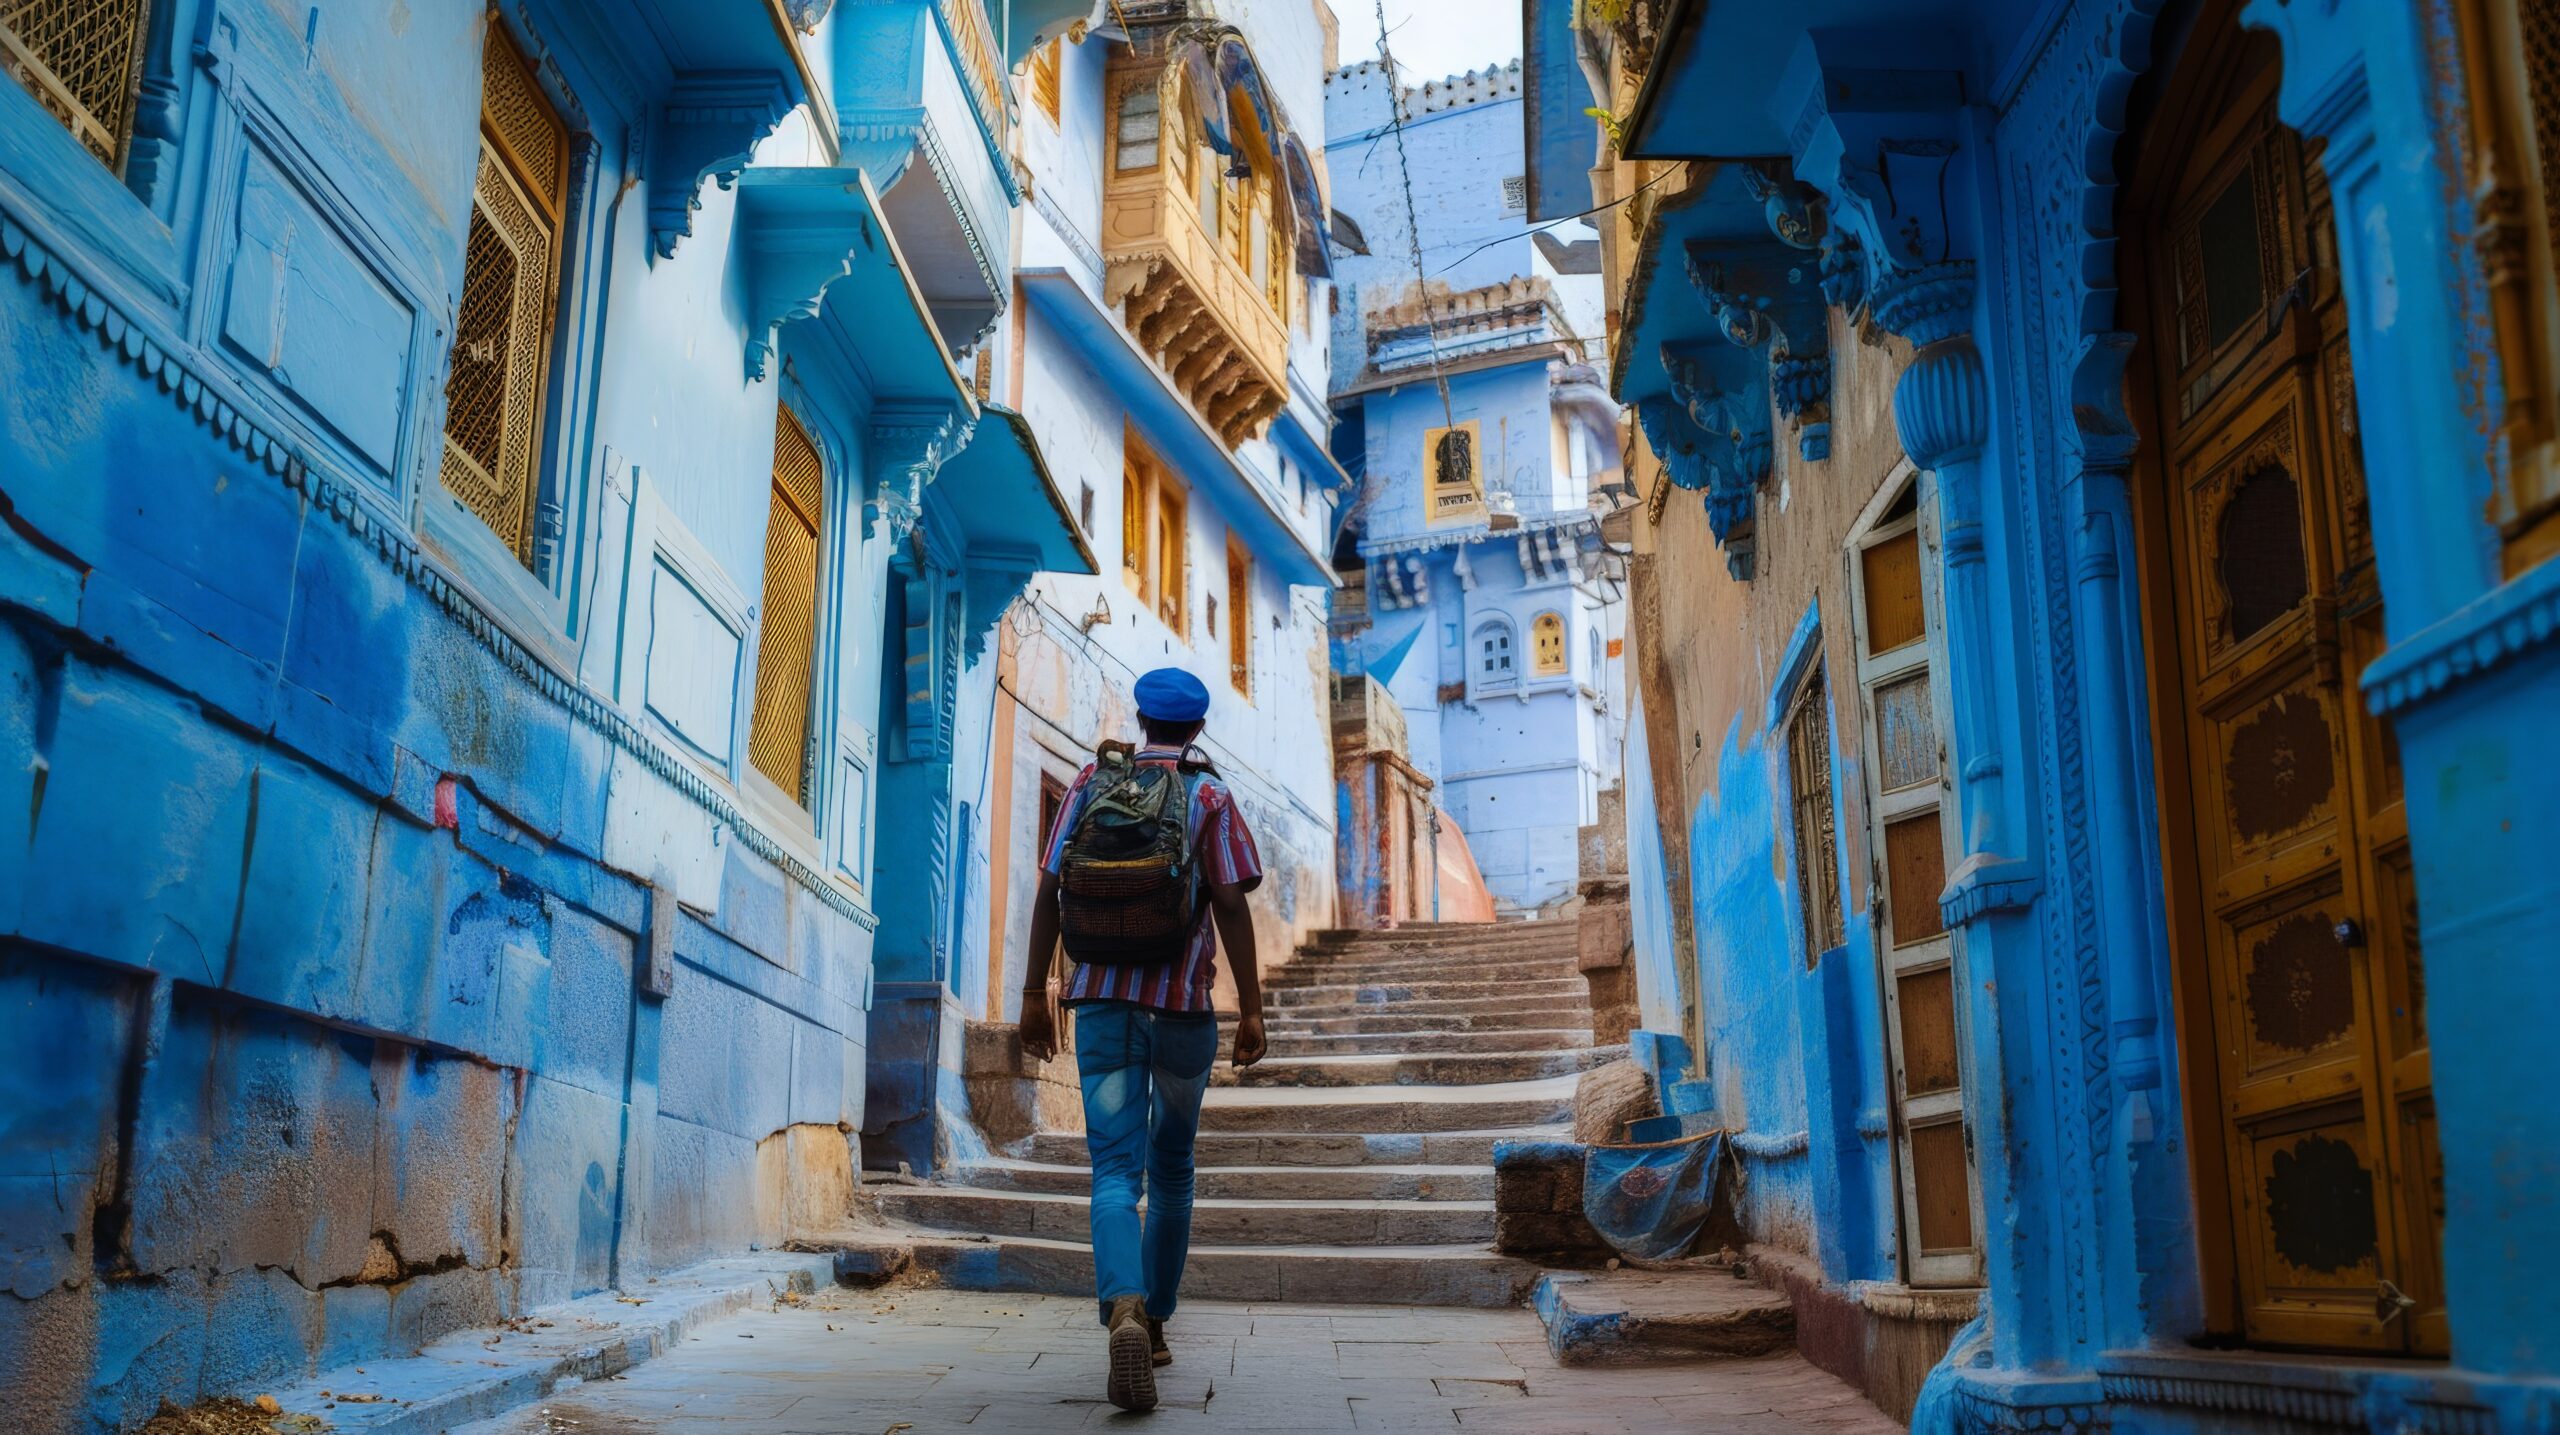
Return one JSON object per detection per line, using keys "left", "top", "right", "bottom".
{"left": 0, "top": 0, "right": 152, "bottom": 167}
{"left": 749, "top": 407, "right": 825, "bottom": 802}
{"left": 442, "top": 20, "right": 568, "bottom": 568}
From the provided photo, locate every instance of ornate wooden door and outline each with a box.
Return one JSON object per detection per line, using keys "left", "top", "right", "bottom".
{"left": 2138, "top": 38, "right": 2440, "bottom": 1354}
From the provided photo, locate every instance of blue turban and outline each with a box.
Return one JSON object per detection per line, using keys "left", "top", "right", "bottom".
{"left": 1133, "top": 667, "right": 1211, "bottom": 723}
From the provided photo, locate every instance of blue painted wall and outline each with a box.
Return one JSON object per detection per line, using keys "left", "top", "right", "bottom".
{"left": 0, "top": 0, "right": 1057, "bottom": 1427}
{"left": 1540, "top": 0, "right": 2560, "bottom": 1427}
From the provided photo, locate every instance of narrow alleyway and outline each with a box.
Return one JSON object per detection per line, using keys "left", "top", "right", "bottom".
{"left": 452, "top": 1288, "right": 1899, "bottom": 1434}
{"left": 843, "top": 921, "right": 1614, "bottom": 1299}
{"left": 640, "top": 921, "right": 1891, "bottom": 1431}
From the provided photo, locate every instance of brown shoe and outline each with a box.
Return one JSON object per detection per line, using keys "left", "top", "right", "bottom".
{"left": 1148, "top": 1316, "right": 1171, "bottom": 1367}
{"left": 1106, "top": 1295, "right": 1158, "bottom": 1412}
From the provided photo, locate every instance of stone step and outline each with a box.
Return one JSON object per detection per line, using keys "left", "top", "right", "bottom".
{"left": 1019, "top": 1125, "right": 1570, "bottom": 1168}
{"left": 821, "top": 1228, "right": 1542, "bottom": 1308}
{"left": 1308, "top": 921, "right": 1576, "bottom": 942}
{"left": 871, "top": 1187, "right": 1497, "bottom": 1246}
{"left": 1259, "top": 1026, "right": 1595, "bottom": 1057}
{"left": 1531, "top": 1269, "right": 1798, "bottom": 1365}
{"left": 1267, "top": 975, "right": 1590, "bottom": 1009}
{"left": 1198, "top": 1076, "right": 1579, "bottom": 1134}
{"left": 1256, "top": 1007, "right": 1588, "bottom": 1036}
{"left": 1254, "top": 991, "right": 1595, "bottom": 1022}
{"left": 945, "top": 1158, "right": 1496, "bottom": 1202}
{"left": 1297, "top": 936, "right": 1581, "bottom": 965}
{"left": 1214, "top": 1044, "right": 1627, "bottom": 1090}
{"left": 1267, "top": 956, "right": 1584, "bottom": 989}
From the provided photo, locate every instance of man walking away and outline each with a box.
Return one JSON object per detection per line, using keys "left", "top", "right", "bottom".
{"left": 1017, "top": 667, "right": 1269, "bottom": 1413}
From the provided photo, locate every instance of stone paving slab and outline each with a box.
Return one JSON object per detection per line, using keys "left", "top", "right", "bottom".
{"left": 451, "top": 1287, "right": 1899, "bottom": 1435}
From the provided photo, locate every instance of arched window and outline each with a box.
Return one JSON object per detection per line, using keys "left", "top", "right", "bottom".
{"left": 1531, "top": 612, "right": 1566, "bottom": 675}
{"left": 1472, "top": 617, "right": 1517, "bottom": 694}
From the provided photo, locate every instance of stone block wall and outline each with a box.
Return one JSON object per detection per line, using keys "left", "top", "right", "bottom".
{"left": 1491, "top": 1141, "right": 1612, "bottom": 1265}
{"left": 0, "top": 205, "right": 871, "bottom": 1432}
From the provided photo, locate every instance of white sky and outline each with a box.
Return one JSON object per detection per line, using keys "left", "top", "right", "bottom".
{"left": 1354, "top": 0, "right": 1522, "bottom": 84}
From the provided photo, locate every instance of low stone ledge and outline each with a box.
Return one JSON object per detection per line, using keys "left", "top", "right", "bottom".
{"left": 1531, "top": 1267, "right": 1797, "bottom": 1366}
{"left": 209, "top": 1253, "right": 834, "bottom": 1434}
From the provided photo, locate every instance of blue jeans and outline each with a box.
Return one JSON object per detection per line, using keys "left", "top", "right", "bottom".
{"left": 1072, "top": 1000, "right": 1219, "bottom": 1326}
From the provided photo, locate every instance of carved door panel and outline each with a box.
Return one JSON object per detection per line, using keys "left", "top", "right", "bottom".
{"left": 2141, "top": 56, "right": 2439, "bottom": 1354}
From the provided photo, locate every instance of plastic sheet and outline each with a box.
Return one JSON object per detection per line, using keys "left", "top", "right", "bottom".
{"left": 1581, "top": 1130, "right": 1728, "bottom": 1261}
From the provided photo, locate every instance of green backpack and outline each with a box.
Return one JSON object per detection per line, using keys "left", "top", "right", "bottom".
{"left": 1057, "top": 742, "right": 1209, "bottom": 965}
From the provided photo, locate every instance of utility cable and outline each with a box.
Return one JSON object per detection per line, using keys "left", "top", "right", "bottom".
{"left": 1369, "top": 0, "right": 1456, "bottom": 436}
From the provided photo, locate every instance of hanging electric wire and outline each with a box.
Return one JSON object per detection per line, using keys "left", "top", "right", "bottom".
{"left": 1368, "top": 0, "right": 1457, "bottom": 437}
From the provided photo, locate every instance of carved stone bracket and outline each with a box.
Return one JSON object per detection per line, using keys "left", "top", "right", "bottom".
{"left": 650, "top": 71, "right": 794, "bottom": 261}
{"left": 1681, "top": 166, "right": 1833, "bottom": 462}
{"left": 735, "top": 167, "right": 877, "bottom": 382}
{"left": 867, "top": 404, "right": 973, "bottom": 545}
{"left": 1661, "top": 343, "right": 1776, "bottom": 580}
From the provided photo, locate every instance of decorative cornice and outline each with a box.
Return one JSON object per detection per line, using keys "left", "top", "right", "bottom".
{"left": 650, "top": 70, "right": 794, "bottom": 261}
{"left": 2362, "top": 551, "right": 2560, "bottom": 717}
{"left": 0, "top": 208, "right": 880, "bottom": 932}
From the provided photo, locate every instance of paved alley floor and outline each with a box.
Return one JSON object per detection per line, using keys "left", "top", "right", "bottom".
{"left": 455, "top": 1287, "right": 1899, "bottom": 1435}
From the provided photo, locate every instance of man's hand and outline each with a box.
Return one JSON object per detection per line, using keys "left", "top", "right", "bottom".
{"left": 1019, "top": 988, "right": 1058, "bottom": 1063}
{"left": 1231, "top": 1011, "right": 1267, "bottom": 1069}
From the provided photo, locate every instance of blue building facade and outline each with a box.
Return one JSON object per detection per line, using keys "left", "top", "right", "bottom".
{"left": 0, "top": 0, "right": 1086, "bottom": 1428}
{"left": 1532, "top": 0, "right": 2560, "bottom": 1428}
{"left": 1323, "top": 58, "right": 1626, "bottom": 915}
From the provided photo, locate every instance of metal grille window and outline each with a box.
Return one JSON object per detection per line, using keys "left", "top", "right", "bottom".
{"left": 748, "top": 407, "right": 825, "bottom": 803}
{"left": 1, "top": 0, "right": 150, "bottom": 167}
{"left": 442, "top": 21, "right": 567, "bottom": 568}
{"left": 1785, "top": 668, "right": 1845, "bottom": 963}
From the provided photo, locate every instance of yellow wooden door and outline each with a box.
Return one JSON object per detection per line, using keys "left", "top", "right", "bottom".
{"left": 2137, "top": 34, "right": 2439, "bottom": 1354}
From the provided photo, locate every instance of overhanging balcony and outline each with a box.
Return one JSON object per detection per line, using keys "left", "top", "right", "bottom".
{"left": 1099, "top": 147, "right": 1290, "bottom": 450}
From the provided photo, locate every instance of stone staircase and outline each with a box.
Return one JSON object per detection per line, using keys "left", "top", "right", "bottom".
{"left": 832, "top": 919, "right": 1620, "bottom": 1307}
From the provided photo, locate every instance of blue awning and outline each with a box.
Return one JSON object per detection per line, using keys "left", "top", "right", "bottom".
{"left": 937, "top": 402, "right": 1098, "bottom": 576}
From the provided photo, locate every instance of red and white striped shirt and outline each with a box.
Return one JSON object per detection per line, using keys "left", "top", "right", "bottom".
{"left": 1042, "top": 744, "right": 1263, "bottom": 1014}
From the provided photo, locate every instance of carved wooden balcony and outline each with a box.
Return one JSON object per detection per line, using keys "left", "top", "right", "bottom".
{"left": 1100, "top": 157, "right": 1290, "bottom": 449}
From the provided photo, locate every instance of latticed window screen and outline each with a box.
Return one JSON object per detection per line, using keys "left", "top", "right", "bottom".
{"left": 2524, "top": 0, "right": 2560, "bottom": 277}
{"left": 1, "top": 0, "right": 151, "bottom": 167}
{"left": 442, "top": 21, "right": 567, "bottom": 568}
{"left": 1787, "top": 670, "right": 1846, "bottom": 964}
{"left": 1226, "top": 544, "right": 1250, "bottom": 695}
{"left": 749, "top": 408, "right": 825, "bottom": 802}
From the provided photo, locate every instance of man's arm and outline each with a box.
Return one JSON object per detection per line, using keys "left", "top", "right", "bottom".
{"left": 1018, "top": 869, "right": 1064, "bottom": 1062}
{"left": 1209, "top": 880, "right": 1265, "bottom": 1067}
